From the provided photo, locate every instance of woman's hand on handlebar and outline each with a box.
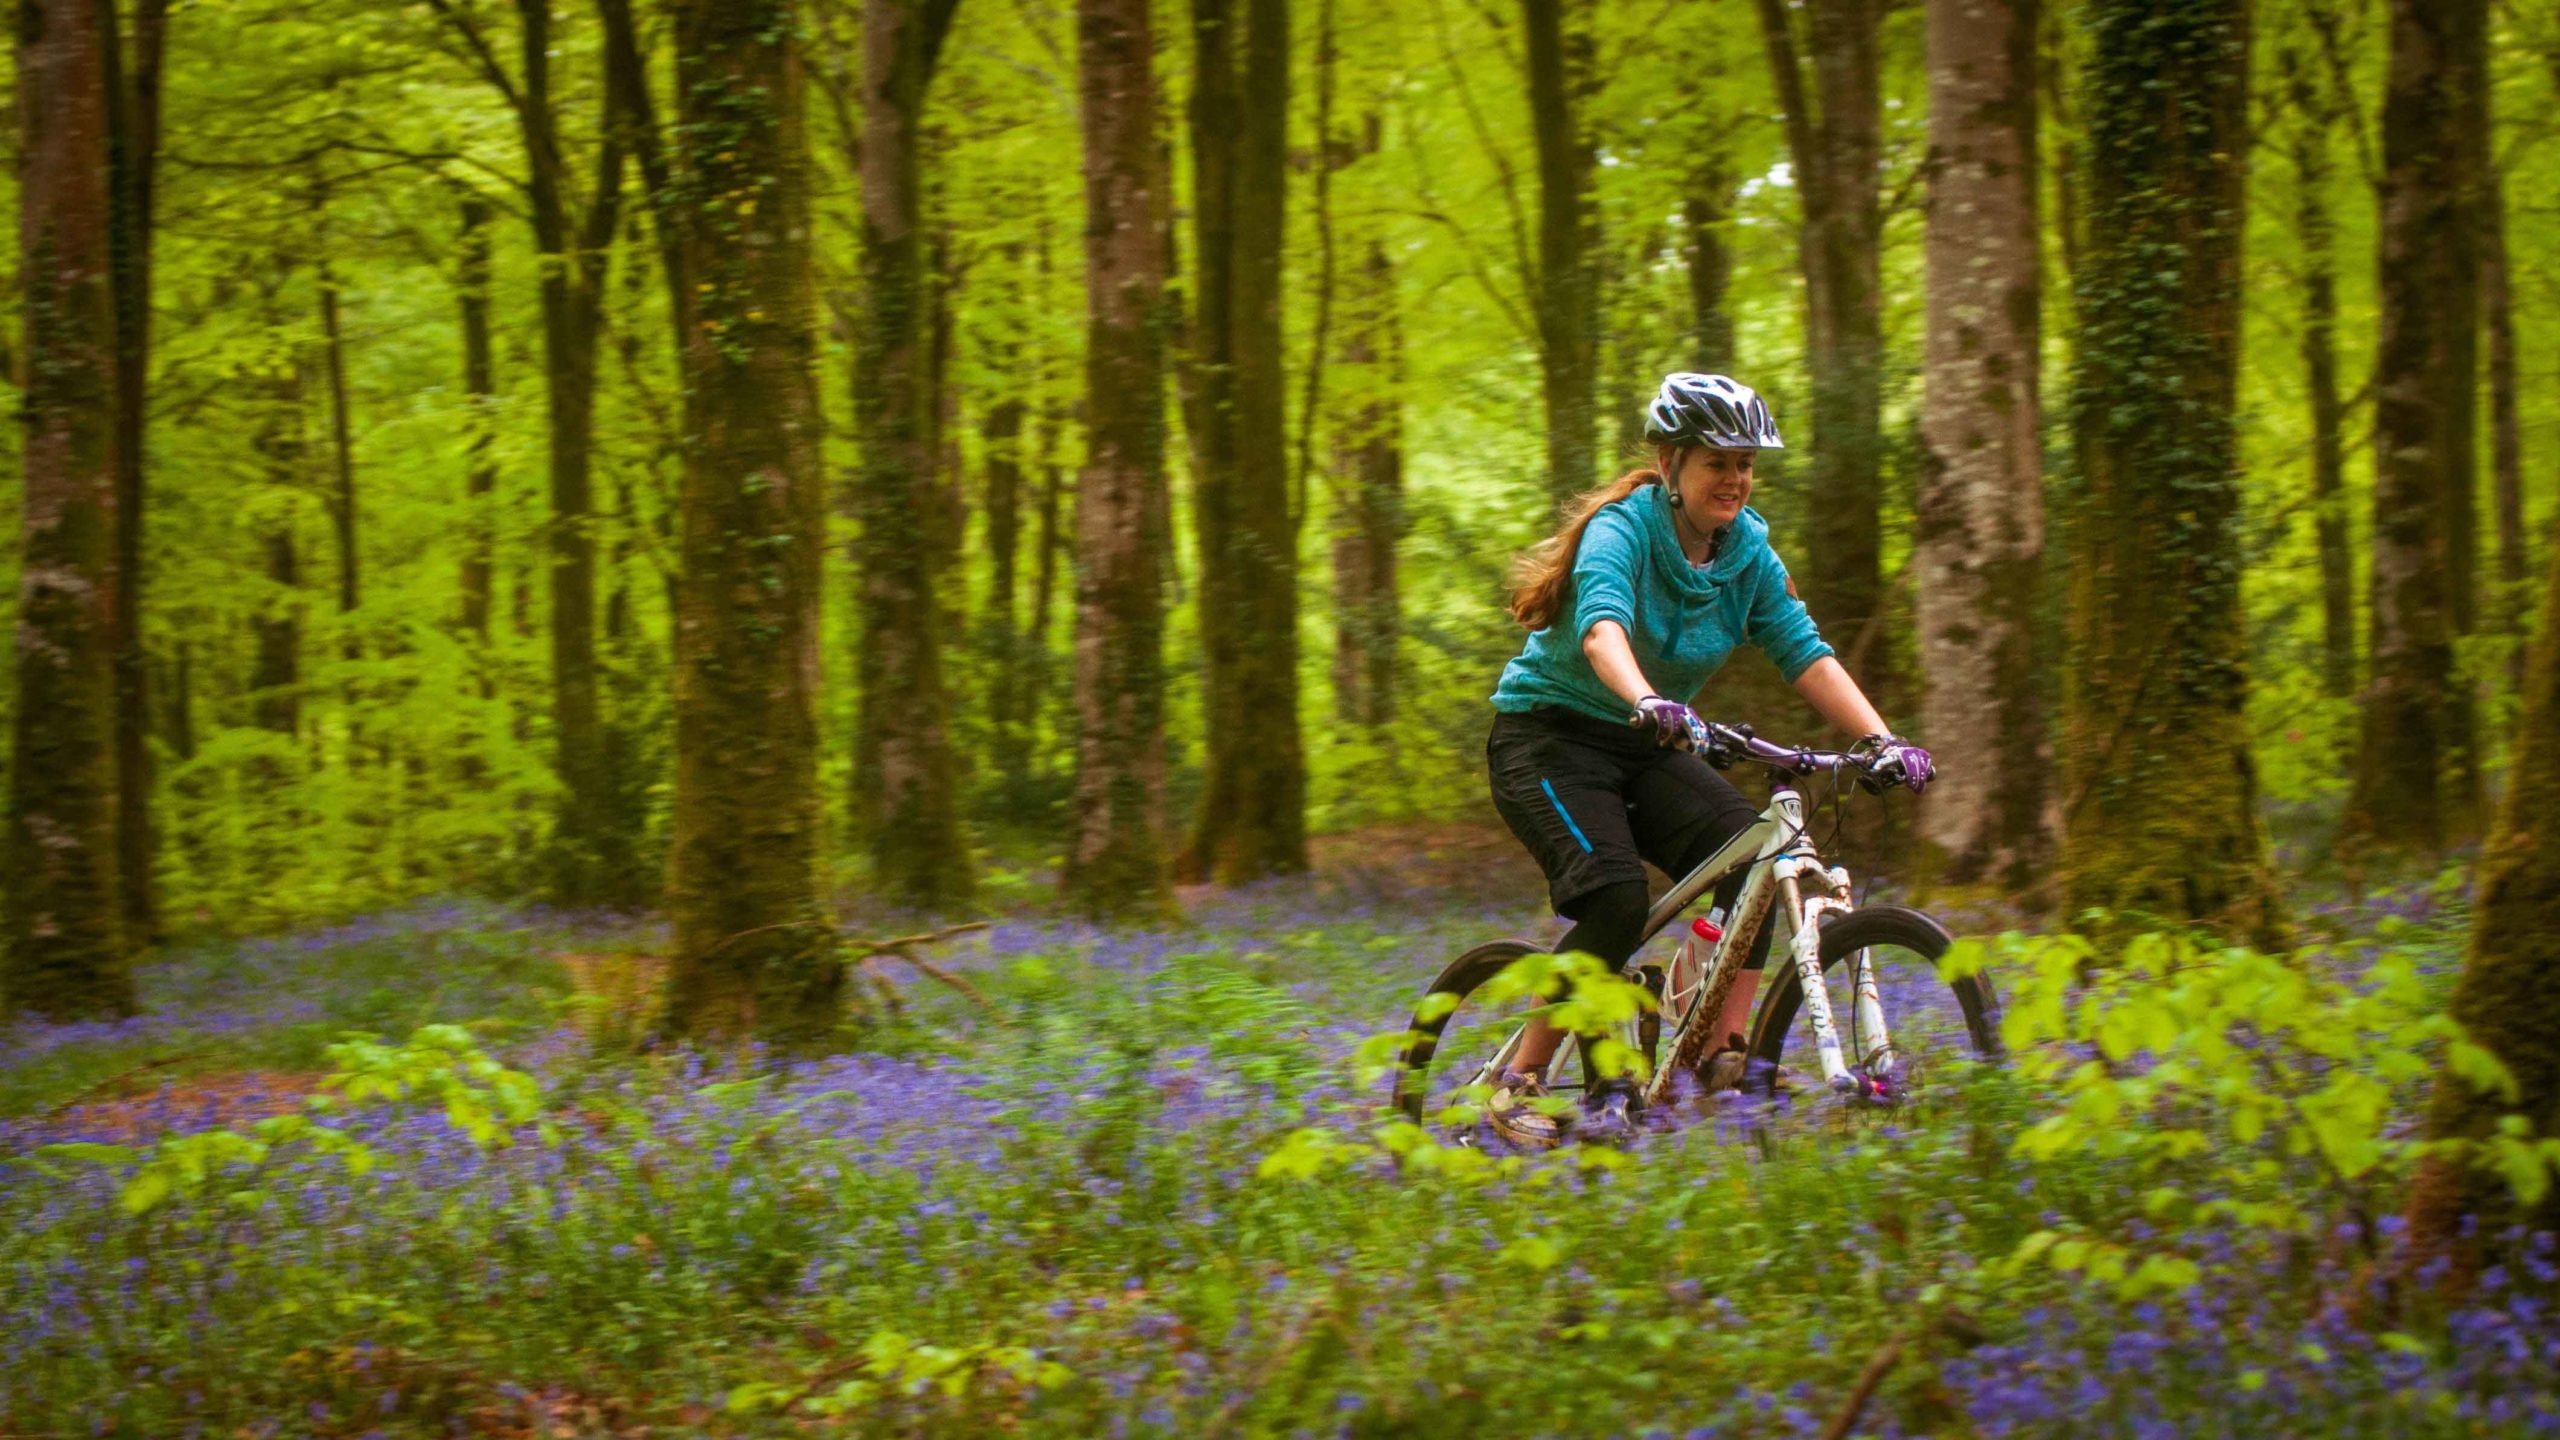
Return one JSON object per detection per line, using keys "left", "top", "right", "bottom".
{"left": 1628, "top": 695, "right": 1707, "bottom": 751}
{"left": 1855, "top": 734, "right": 1934, "bottom": 794}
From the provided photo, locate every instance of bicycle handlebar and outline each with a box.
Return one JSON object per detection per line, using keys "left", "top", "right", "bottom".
{"left": 1689, "top": 718, "right": 1876, "bottom": 780}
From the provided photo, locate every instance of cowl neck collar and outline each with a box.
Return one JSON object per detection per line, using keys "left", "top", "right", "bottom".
{"left": 1635, "top": 483, "right": 1765, "bottom": 589}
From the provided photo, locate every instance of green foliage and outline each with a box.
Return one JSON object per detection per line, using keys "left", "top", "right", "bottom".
{"left": 31, "top": 1022, "right": 536, "bottom": 1217}
{"left": 1966, "top": 921, "right": 2560, "bottom": 1296}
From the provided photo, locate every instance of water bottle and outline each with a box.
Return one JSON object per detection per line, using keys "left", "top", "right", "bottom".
{"left": 1668, "top": 907, "right": 1725, "bottom": 1026}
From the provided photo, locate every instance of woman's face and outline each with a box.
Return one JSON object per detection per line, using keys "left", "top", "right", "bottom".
{"left": 1670, "top": 445, "right": 1756, "bottom": 529}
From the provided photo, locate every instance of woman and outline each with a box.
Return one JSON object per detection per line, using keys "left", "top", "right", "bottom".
{"left": 1484, "top": 373, "right": 1930, "bottom": 1145}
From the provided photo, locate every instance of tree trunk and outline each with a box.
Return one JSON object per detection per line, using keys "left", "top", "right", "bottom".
{"left": 252, "top": 527, "right": 303, "bottom": 738}
{"left": 317, "top": 259, "right": 360, "bottom": 631}
{"left": 2402, "top": 537, "right": 2560, "bottom": 1280}
{"left": 1061, "top": 0, "right": 1176, "bottom": 919}
{"left": 458, "top": 195, "right": 498, "bottom": 647}
{"left": 1182, "top": 0, "right": 1303, "bottom": 884}
{"left": 1330, "top": 236, "right": 1402, "bottom": 728}
{"left": 1024, "top": 214, "right": 1069, "bottom": 752}
{"left": 662, "top": 0, "right": 833, "bottom": 1041}
{"left": 1684, "top": 155, "right": 1735, "bottom": 377}
{"left": 1523, "top": 0, "right": 1596, "bottom": 509}
{"left": 2281, "top": 40, "right": 2356, "bottom": 701}
{"left": 984, "top": 386, "right": 1026, "bottom": 781}
{"left": 1757, "top": 0, "right": 1890, "bottom": 700}
{"left": 2058, "top": 0, "right": 2279, "bottom": 941}
{"left": 851, "top": 0, "right": 973, "bottom": 910}
{"left": 250, "top": 292, "right": 306, "bottom": 741}
{"left": 426, "top": 0, "right": 641, "bottom": 902}
{"left": 2482, "top": 158, "right": 2525, "bottom": 698}
{"left": 1915, "top": 0, "right": 2051, "bottom": 893}
{"left": 6, "top": 0, "right": 130, "bottom": 1018}
{"left": 105, "top": 0, "right": 169, "bottom": 947}
{"left": 2344, "top": 0, "right": 2487, "bottom": 858}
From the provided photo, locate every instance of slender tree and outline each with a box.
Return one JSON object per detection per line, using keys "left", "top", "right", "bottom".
{"left": 1684, "top": 153, "right": 1736, "bottom": 377}
{"left": 1182, "top": 0, "right": 1303, "bottom": 883}
{"left": 457, "top": 195, "right": 499, "bottom": 646}
{"left": 661, "top": 0, "right": 834, "bottom": 1039}
{"left": 2343, "top": 0, "right": 2488, "bottom": 857}
{"left": 1916, "top": 0, "right": 2050, "bottom": 892}
{"left": 105, "top": 0, "right": 170, "bottom": 945}
{"left": 426, "top": 0, "right": 644, "bottom": 904}
{"left": 248, "top": 285, "right": 308, "bottom": 743}
{"left": 2277, "top": 37, "right": 2357, "bottom": 700}
{"left": 1522, "top": 0, "right": 1597, "bottom": 507}
{"left": 6, "top": 0, "right": 131, "bottom": 1018}
{"left": 1329, "top": 235, "right": 1403, "bottom": 727}
{"left": 2059, "top": 0, "right": 2278, "bottom": 940}
{"left": 2482, "top": 141, "right": 2526, "bottom": 698}
{"left": 982, "top": 346, "right": 1027, "bottom": 781}
{"left": 1756, "top": 0, "right": 1891, "bottom": 689}
{"left": 316, "top": 251, "right": 361, "bottom": 641}
{"left": 1061, "top": 0, "right": 1176, "bottom": 919}
{"left": 851, "top": 0, "right": 973, "bottom": 909}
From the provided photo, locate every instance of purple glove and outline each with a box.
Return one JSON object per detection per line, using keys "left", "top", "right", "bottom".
{"left": 1857, "top": 734, "right": 1933, "bottom": 794}
{"left": 1629, "top": 695, "right": 1705, "bottom": 751}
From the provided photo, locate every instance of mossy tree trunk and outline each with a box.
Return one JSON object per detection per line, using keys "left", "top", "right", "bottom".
{"left": 2058, "top": 0, "right": 2279, "bottom": 941}
{"left": 1061, "top": 0, "right": 1176, "bottom": 920}
{"left": 1916, "top": 0, "right": 2051, "bottom": 893}
{"left": 1522, "top": 0, "right": 1596, "bottom": 509}
{"left": 2344, "top": 0, "right": 2488, "bottom": 858}
{"left": 2403, "top": 537, "right": 2560, "bottom": 1279}
{"left": 6, "top": 0, "right": 132, "bottom": 1019}
{"left": 1182, "top": 0, "right": 1304, "bottom": 885}
{"left": 662, "top": 0, "right": 835, "bottom": 1042}
{"left": 851, "top": 0, "right": 973, "bottom": 911}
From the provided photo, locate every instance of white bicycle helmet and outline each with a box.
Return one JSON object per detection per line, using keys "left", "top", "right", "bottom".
{"left": 1643, "top": 373, "right": 1784, "bottom": 449}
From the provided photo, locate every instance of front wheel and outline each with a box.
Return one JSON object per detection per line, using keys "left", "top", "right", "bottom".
{"left": 1742, "top": 904, "right": 2000, "bottom": 1102}
{"left": 1390, "top": 939, "right": 1600, "bottom": 1127}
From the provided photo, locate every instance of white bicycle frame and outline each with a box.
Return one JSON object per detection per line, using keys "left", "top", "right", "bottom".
{"left": 1477, "top": 784, "right": 1898, "bottom": 1108}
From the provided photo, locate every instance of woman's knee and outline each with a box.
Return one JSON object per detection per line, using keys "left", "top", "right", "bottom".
{"left": 1557, "top": 879, "right": 1652, "bottom": 969}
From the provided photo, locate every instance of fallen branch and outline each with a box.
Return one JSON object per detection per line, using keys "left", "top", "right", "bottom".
{"left": 45, "top": 1053, "right": 202, "bottom": 1118}
{"left": 846, "top": 921, "right": 992, "bottom": 1008}
{"left": 1818, "top": 1332, "right": 1908, "bottom": 1440}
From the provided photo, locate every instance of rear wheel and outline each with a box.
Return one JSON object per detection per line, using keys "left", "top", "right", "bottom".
{"left": 1390, "top": 939, "right": 1600, "bottom": 1128}
{"left": 1741, "top": 905, "right": 2000, "bottom": 1102}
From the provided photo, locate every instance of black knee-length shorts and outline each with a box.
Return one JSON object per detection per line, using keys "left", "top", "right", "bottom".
{"left": 1486, "top": 706, "right": 1763, "bottom": 918}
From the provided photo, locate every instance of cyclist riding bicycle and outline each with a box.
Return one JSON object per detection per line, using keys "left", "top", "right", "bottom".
{"left": 1483, "top": 373, "right": 1931, "bottom": 1146}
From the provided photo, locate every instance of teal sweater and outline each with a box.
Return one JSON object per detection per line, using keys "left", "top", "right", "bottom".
{"left": 1491, "top": 487, "right": 1832, "bottom": 723}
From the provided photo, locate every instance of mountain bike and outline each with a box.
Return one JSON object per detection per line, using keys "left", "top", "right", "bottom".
{"left": 1391, "top": 719, "right": 2003, "bottom": 1133}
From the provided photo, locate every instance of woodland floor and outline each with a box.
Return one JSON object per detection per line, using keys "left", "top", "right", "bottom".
{"left": 1, "top": 824, "right": 2554, "bottom": 1437}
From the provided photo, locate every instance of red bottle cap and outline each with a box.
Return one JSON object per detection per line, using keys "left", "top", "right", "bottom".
{"left": 1690, "top": 916, "right": 1724, "bottom": 943}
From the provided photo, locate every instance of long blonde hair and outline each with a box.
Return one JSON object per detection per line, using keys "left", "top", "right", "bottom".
{"left": 1507, "top": 464, "right": 1667, "bottom": 630}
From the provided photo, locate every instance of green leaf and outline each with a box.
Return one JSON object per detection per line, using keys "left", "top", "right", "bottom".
{"left": 31, "top": 1141, "right": 138, "bottom": 1168}
{"left": 120, "top": 1168, "right": 175, "bottom": 1215}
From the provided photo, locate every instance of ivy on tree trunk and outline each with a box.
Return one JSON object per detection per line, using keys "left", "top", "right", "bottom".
{"left": 2058, "top": 0, "right": 2280, "bottom": 942}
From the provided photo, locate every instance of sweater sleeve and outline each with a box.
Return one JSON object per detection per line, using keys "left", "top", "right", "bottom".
{"left": 1747, "top": 553, "right": 1834, "bottom": 682}
{"left": 1567, "top": 504, "right": 1644, "bottom": 640}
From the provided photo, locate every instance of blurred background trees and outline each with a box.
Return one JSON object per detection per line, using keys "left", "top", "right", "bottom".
{"left": 1, "top": 0, "right": 2556, "bottom": 1046}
